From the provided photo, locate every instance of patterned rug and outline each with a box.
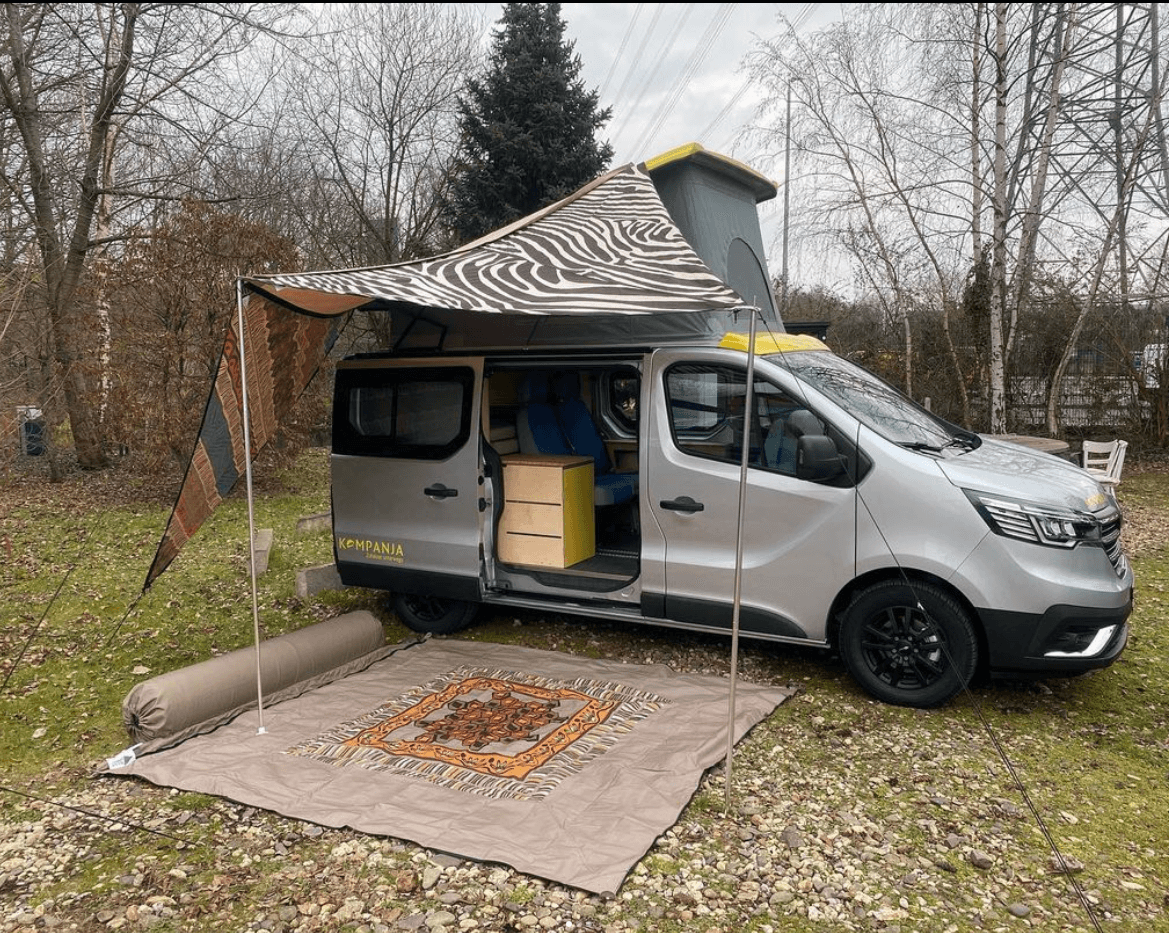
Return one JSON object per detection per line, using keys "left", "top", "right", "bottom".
{"left": 114, "top": 637, "right": 791, "bottom": 894}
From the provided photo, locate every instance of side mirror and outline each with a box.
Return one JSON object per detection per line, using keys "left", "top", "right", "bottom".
{"left": 797, "top": 434, "right": 846, "bottom": 481}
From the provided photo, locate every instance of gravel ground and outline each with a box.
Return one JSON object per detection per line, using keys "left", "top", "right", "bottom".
{"left": 0, "top": 622, "right": 1140, "bottom": 933}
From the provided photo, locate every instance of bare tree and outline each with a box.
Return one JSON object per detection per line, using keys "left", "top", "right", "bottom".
{"left": 0, "top": 3, "right": 295, "bottom": 471}
{"left": 103, "top": 202, "right": 302, "bottom": 472}
{"left": 987, "top": 2, "right": 1010, "bottom": 432}
{"left": 748, "top": 8, "right": 971, "bottom": 409}
{"left": 275, "top": 3, "right": 483, "bottom": 271}
{"left": 748, "top": 3, "right": 1164, "bottom": 438}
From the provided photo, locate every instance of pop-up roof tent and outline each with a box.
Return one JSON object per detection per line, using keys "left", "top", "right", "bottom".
{"left": 245, "top": 143, "right": 780, "bottom": 348}
{"left": 146, "top": 143, "right": 782, "bottom": 587}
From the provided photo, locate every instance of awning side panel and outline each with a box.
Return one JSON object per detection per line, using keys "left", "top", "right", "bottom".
{"left": 145, "top": 295, "right": 340, "bottom": 589}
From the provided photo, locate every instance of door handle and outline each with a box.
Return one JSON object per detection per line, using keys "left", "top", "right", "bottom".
{"left": 424, "top": 484, "right": 458, "bottom": 499}
{"left": 659, "top": 496, "right": 704, "bottom": 513}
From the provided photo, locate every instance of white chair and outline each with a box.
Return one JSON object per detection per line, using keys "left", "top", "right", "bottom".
{"left": 1082, "top": 439, "right": 1128, "bottom": 488}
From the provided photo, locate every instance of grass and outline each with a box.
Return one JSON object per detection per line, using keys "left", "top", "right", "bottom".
{"left": 2, "top": 447, "right": 1168, "bottom": 931}
{"left": 0, "top": 450, "right": 399, "bottom": 782}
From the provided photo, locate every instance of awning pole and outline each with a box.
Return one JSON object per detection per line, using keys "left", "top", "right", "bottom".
{"left": 725, "top": 306, "right": 758, "bottom": 812}
{"left": 237, "top": 280, "right": 267, "bottom": 735}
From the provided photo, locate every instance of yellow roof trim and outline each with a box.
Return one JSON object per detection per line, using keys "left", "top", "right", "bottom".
{"left": 719, "top": 332, "right": 830, "bottom": 354}
{"left": 644, "top": 142, "right": 777, "bottom": 202}
{"left": 644, "top": 142, "right": 706, "bottom": 171}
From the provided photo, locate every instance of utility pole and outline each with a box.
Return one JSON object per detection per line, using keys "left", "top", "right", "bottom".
{"left": 781, "top": 83, "right": 792, "bottom": 317}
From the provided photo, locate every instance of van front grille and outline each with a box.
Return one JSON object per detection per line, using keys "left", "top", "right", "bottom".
{"left": 1101, "top": 513, "right": 1126, "bottom": 577}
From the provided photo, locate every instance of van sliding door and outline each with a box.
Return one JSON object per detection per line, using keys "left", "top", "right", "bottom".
{"left": 332, "top": 359, "right": 483, "bottom": 601}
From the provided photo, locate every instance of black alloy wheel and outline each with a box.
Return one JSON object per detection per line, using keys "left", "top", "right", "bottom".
{"left": 390, "top": 593, "right": 479, "bottom": 635}
{"left": 838, "top": 580, "right": 978, "bottom": 708}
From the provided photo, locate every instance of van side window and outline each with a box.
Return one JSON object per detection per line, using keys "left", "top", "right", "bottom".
{"left": 607, "top": 373, "right": 640, "bottom": 430}
{"left": 333, "top": 367, "right": 474, "bottom": 459}
{"left": 664, "top": 364, "right": 815, "bottom": 476}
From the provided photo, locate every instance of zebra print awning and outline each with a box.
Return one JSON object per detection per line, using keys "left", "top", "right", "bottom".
{"left": 243, "top": 163, "right": 748, "bottom": 319}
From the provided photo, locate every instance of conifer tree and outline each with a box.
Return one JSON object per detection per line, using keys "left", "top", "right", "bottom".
{"left": 445, "top": 3, "right": 613, "bottom": 243}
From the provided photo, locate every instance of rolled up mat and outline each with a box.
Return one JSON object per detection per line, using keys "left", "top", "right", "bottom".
{"left": 122, "top": 611, "right": 387, "bottom": 747}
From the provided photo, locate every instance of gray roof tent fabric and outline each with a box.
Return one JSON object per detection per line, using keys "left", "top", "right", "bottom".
{"left": 241, "top": 145, "right": 780, "bottom": 349}
{"left": 649, "top": 146, "right": 781, "bottom": 324}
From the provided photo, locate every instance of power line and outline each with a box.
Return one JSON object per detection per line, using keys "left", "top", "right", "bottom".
{"left": 702, "top": 3, "right": 819, "bottom": 146}
{"left": 701, "top": 76, "right": 753, "bottom": 144}
{"left": 607, "top": 3, "right": 667, "bottom": 132}
{"left": 633, "top": 3, "right": 737, "bottom": 155}
{"left": 599, "top": 2, "right": 645, "bottom": 100}
{"left": 611, "top": 4, "right": 697, "bottom": 147}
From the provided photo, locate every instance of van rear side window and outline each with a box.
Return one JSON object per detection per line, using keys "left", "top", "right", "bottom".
{"left": 333, "top": 367, "right": 474, "bottom": 459}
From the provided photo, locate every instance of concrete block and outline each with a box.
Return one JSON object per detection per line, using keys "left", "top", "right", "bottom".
{"left": 296, "top": 512, "right": 332, "bottom": 535}
{"left": 296, "top": 562, "right": 344, "bottom": 599}
{"left": 252, "top": 528, "right": 274, "bottom": 575}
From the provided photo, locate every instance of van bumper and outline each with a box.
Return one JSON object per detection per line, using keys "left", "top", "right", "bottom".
{"left": 979, "top": 591, "right": 1132, "bottom": 678}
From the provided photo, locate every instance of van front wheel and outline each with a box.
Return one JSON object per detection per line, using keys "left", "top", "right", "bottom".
{"left": 838, "top": 580, "right": 977, "bottom": 708}
{"left": 391, "top": 593, "right": 478, "bottom": 635}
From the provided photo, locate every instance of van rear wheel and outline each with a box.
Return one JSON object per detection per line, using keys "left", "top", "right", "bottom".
{"left": 391, "top": 593, "right": 478, "bottom": 635}
{"left": 838, "top": 580, "right": 977, "bottom": 708}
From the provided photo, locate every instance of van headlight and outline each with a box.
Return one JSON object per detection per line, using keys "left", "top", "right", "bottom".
{"left": 964, "top": 490, "right": 1101, "bottom": 549}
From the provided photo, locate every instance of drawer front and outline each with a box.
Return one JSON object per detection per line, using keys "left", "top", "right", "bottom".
{"left": 498, "top": 531, "right": 566, "bottom": 568}
{"left": 498, "top": 501, "right": 565, "bottom": 537}
{"left": 503, "top": 464, "right": 566, "bottom": 504}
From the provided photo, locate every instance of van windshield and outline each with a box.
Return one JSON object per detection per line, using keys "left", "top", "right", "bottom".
{"left": 775, "top": 350, "right": 979, "bottom": 452}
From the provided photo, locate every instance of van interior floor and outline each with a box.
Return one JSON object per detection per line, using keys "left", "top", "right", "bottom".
{"left": 571, "top": 548, "right": 638, "bottom": 578}
{"left": 513, "top": 549, "right": 637, "bottom": 592}
{"left": 585, "top": 507, "right": 640, "bottom": 579}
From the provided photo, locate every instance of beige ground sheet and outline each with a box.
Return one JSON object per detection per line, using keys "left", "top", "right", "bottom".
{"left": 113, "top": 636, "right": 792, "bottom": 895}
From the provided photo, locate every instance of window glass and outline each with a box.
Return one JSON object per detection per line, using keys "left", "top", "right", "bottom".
{"left": 334, "top": 367, "right": 473, "bottom": 459}
{"left": 608, "top": 373, "right": 641, "bottom": 430}
{"left": 778, "top": 350, "right": 970, "bottom": 450}
{"left": 668, "top": 368, "right": 721, "bottom": 432}
{"left": 396, "top": 381, "right": 465, "bottom": 445}
{"left": 349, "top": 386, "right": 396, "bottom": 436}
{"left": 664, "top": 363, "right": 816, "bottom": 474}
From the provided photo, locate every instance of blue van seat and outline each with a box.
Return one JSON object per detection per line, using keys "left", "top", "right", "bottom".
{"left": 592, "top": 472, "right": 638, "bottom": 508}
{"left": 516, "top": 373, "right": 570, "bottom": 456}
{"left": 551, "top": 371, "right": 638, "bottom": 507}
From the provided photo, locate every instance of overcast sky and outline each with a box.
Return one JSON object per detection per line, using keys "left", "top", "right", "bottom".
{"left": 474, "top": 4, "right": 844, "bottom": 286}
{"left": 562, "top": 3, "right": 838, "bottom": 168}
{"left": 474, "top": 4, "right": 840, "bottom": 167}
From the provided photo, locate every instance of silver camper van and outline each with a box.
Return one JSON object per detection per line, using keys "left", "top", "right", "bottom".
{"left": 331, "top": 333, "right": 1131, "bottom": 708}
{"left": 327, "top": 146, "right": 1131, "bottom": 708}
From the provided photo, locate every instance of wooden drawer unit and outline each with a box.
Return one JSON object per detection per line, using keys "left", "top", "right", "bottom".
{"left": 498, "top": 454, "right": 595, "bottom": 569}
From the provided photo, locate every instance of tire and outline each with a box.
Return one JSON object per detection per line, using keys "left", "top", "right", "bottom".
{"left": 838, "top": 580, "right": 978, "bottom": 708}
{"left": 391, "top": 593, "right": 479, "bottom": 635}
